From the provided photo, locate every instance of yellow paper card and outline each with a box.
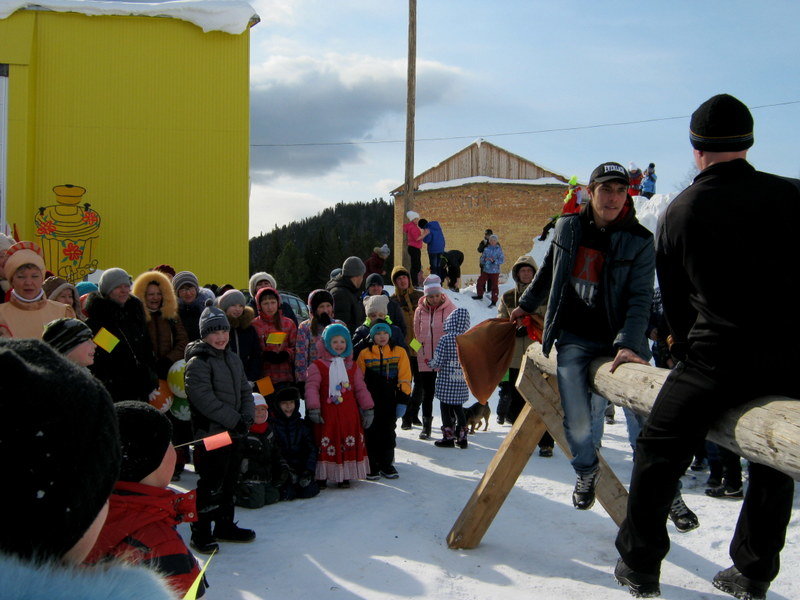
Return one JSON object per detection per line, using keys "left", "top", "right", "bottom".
{"left": 266, "top": 331, "right": 287, "bottom": 345}
{"left": 256, "top": 376, "right": 274, "bottom": 396}
{"left": 183, "top": 549, "right": 215, "bottom": 599}
{"left": 93, "top": 327, "right": 119, "bottom": 353}
{"left": 409, "top": 338, "right": 422, "bottom": 352}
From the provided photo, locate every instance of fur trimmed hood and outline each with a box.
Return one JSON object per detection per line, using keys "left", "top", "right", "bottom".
{"left": 132, "top": 271, "right": 179, "bottom": 321}
{"left": 226, "top": 305, "right": 256, "bottom": 329}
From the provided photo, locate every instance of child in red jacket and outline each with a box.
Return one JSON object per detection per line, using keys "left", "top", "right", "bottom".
{"left": 85, "top": 402, "right": 206, "bottom": 598}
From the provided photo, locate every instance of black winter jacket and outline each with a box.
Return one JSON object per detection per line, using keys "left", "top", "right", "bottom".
{"left": 269, "top": 404, "right": 318, "bottom": 476}
{"left": 184, "top": 340, "right": 255, "bottom": 438}
{"left": 86, "top": 293, "right": 158, "bottom": 402}
{"left": 326, "top": 275, "right": 365, "bottom": 334}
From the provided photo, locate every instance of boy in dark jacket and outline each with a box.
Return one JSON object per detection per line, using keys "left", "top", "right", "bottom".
{"left": 86, "top": 401, "right": 206, "bottom": 598}
{"left": 269, "top": 386, "right": 320, "bottom": 500}
{"left": 184, "top": 301, "right": 256, "bottom": 553}
{"left": 235, "top": 393, "right": 291, "bottom": 508}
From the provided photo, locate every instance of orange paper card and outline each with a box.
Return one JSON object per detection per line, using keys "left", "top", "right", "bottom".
{"left": 203, "top": 431, "right": 232, "bottom": 451}
{"left": 265, "top": 331, "right": 287, "bottom": 345}
{"left": 256, "top": 376, "right": 274, "bottom": 396}
{"left": 93, "top": 327, "right": 120, "bottom": 353}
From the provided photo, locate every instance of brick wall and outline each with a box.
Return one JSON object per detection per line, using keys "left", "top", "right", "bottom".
{"left": 394, "top": 182, "right": 567, "bottom": 282}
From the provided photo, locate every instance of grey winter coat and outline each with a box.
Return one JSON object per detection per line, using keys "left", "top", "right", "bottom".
{"left": 518, "top": 207, "right": 655, "bottom": 359}
{"left": 184, "top": 340, "right": 255, "bottom": 438}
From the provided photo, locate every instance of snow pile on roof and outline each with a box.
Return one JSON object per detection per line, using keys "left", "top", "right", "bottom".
{"left": 0, "top": 0, "right": 259, "bottom": 34}
{"left": 418, "top": 175, "right": 568, "bottom": 192}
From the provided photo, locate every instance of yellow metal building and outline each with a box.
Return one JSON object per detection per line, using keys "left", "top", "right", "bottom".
{"left": 0, "top": 2, "right": 257, "bottom": 286}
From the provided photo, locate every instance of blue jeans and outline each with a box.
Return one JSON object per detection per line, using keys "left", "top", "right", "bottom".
{"left": 555, "top": 331, "right": 613, "bottom": 475}
{"left": 428, "top": 252, "right": 443, "bottom": 279}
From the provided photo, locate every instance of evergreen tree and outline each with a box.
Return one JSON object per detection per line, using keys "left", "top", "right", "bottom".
{"left": 273, "top": 240, "right": 307, "bottom": 295}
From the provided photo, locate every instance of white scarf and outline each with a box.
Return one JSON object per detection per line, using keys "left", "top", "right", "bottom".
{"left": 327, "top": 356, "right": 350, "bottom": 404}
{"left": 11, "top": 289, "right": 45, "bottom": 303}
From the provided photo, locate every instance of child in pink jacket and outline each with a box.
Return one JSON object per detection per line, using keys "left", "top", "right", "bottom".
{"left": 304, "top": 323, "right": 374, "bottom": 488}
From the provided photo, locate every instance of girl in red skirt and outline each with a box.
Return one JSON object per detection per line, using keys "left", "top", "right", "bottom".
{"left": 305, "top": 323, "right": 374, "bottom": 488}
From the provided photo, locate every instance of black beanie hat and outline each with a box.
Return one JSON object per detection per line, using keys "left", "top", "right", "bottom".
{"left": 116, "top": 401, "right": 173, "bottom": 483}
{"left": 275, "top": 386, "right": 301, "bottom": 404}
{"left": 690, "top": 93, "right": 753, "bottom": 151}
{"left": 308, "top": 289, "right": 334, "bottom": 315}
{"left": 0, "top": 339, "right": 120, "bottom": 561}
{"left": 42, "top": 317, "right": 93, "bottom": 355}
{"left": 199, "top": 299, "right": 230, "bottom": 339}
{"left": 365, "top": 273, "right": 384, "bottom": 289}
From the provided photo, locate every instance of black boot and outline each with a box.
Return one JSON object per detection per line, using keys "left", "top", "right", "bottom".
{"left": 434, "top": 426, "right": 455, "bottom": 447}
{"left": 614, "top": 558, "right": 661, "bottom": 598}
{"left": 456, "top": 426, "right": 468, "bottom": 449}
{"left": 213, "top": 520, "right": 256, "bottom": 543}
{"left": 712, "top": 566, "right": 769, "bottom": 600}
{"left": 419, "top": 417, "right": 433, "bottom": 440}
{"left": 668, "top": 492, "right": 699, "bottom": 532}
{"left": 190, "top": 522, "right": 219, "bottom": 555}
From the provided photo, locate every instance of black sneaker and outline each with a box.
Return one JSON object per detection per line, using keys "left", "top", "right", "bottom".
{"left": 668, "top": 494, "right": 699, "bottom": 532}
{"left": 366, "top": 471, "right": 381, "bottom": 481}
{"left": 380, "top": 465, "right": 399, "bottom": 479}
{"left": 712, "top": 566, "right": 769, "bottom": 600}
{"left": 538, "top": 446, "right": 553, "bottom": 458}
{"left": 572, "top": 469, "right": 600, "bottom": 510}
{"left": 213, "top": 521, "right": 256, "bottom": 543}
{"left": 190, "top": 532, "right": 219, "bottom": 555}
{"left": 400, "top": 422, "right": 412, "bottom": 430}
{"left": 337, "top": 480, "right": 350, "bottom": 489}
{"left": 705, "top": 484, "right": 744, "bottom": 500}
{"left": 471, "top": 295, "right": 483, "bottom": 300}
{"left": 497, "top": 416, "right": 505, "bottom": 425}
{"left": 488, "top": 302, "right": 496, "bottom": 308}
{"left": 605, "top": 415, "right": 615, "bottom": 425}
{"left": 614, "top": 558, "right": 661, "bottom": 598}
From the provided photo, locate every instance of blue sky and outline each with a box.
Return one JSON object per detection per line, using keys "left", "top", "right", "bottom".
{"left": 247, "top": 0, "right": 800, "bottom": 235}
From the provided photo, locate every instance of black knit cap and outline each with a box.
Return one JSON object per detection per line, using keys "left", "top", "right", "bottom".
{"left": 199, "top": 298, "right": 231, "bottom": 339}
{"left": 116, "top": 401, "right": 173, "bottom": 483}
{"left": 307, "top": 289, "right": 334, "bottom": 315}
{"left": 690, "top": 93, "right": 753, "bottom": 151}
{"left": 0, "top": 339, "right": 120, "bottom": 561}
{"left": 42, "top": 317, "right": 93, "bottom": 355}
{"left": 365, "top": 273, "right": 384, "bottom": 289}
{"left": 275, "top": 386, "right": 301, "bottom": 404}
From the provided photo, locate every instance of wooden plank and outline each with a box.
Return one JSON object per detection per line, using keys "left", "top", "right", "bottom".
{"left": 518, "top": 364, "right": 629, "bottom": 526}
{"left": 528, "top": 345, "right": 800, "bottom": 481}
{"left": 446, "top": 402, "right": 548, "bottom": 549}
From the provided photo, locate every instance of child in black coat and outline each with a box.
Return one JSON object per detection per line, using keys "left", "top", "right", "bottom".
{"left": 269, "top": 387, "right": 320, "bottom": 500}
{"left": 234, "top": 393, "right": 291, "bottom": 508}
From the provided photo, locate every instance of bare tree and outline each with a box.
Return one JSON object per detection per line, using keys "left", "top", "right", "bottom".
{"left": 677, "top": 164, "right": 700, "bottom": 191}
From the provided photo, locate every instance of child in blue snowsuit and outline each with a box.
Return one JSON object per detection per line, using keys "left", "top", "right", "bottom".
{"left": 429, "top": 308, "right": 471, "bottom": 448}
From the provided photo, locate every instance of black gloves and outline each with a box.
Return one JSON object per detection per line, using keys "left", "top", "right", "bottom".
{"left": 234, "top": 419, "right": 250, "bottom": 436}
{"left": 265, "top": 350, "right": 290, "bottom": 364}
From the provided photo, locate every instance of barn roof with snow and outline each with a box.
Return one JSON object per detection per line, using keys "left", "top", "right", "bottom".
{"left": 391, "top": 139, "right": 569, "bottom": 195}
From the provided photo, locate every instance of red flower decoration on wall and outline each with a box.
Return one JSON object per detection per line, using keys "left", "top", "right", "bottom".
{"left": 37, "top": 220, "right": 57, "bottom": 236}
{"left": 63, "top": 242, "right": 84, "bottom": 261}
{"left": 82, "top": 211, "right": 99, "bottom": 225}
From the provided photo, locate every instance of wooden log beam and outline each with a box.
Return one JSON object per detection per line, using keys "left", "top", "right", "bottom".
{"left": 527, "top": 344, "right": 800, "bottom": 481}
{"left": 447, "top": 402, "right": 548, "bottom": 549}
{"left": 517, "top": 366, "right": 629, "bottom": 525}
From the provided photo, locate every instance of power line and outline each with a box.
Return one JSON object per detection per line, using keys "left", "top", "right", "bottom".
{"left": 250, "top": 100, "right": 800, "bottom": 148}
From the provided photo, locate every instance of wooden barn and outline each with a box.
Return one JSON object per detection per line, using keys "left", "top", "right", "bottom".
{"left": 392, "top": 140, "right": 571, "bottom": 280}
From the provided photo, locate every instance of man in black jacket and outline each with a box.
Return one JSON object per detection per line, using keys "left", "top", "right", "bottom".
{"left": 615, "top": 94, "right": 800, "bottom": 599}
{"left": 326, "top": 256, "right": 366, "bottom": 334}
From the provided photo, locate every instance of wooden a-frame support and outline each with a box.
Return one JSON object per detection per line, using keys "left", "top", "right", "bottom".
{"left": 447, "top": 343, "right": 800, "bottom": 550}
{"left": 446, "top": 360, "right": 628, "bottom": 550}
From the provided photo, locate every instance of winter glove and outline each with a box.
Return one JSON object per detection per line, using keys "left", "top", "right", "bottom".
{"left": 233, "top": 419, "right": 250, "bottom": 437}
{"left": 298, "top": 470, "right": 314, "bottom": 488}
{"left": 361, "top": 408, "right": 374, "bottom": 430}
{"left": 395, "top": 404, "right": 407, "bottom": 419}
{"left": 264, "top": 351, "right": 282, "bottom": 364}
{"left": 276, "top": 350, "right": 290, "bottom": 363}
{"left": 307, "top": 408, "right": 323, "bottom": 424}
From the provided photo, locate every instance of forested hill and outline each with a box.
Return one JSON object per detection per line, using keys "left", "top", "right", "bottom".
{"left": 249, "top": 198, "right": 394, "bottom": 300}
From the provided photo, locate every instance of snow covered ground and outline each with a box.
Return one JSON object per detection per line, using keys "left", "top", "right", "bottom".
{"left": 171, "top": 193, "right": 797, "bottom": 599}
{"left": 173, "top": 281, "right": 800, "bottom": 599}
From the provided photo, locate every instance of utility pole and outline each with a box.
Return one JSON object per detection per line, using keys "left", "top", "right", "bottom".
{"left": 403, "top": 0, "right": 416, "bottom": 268}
